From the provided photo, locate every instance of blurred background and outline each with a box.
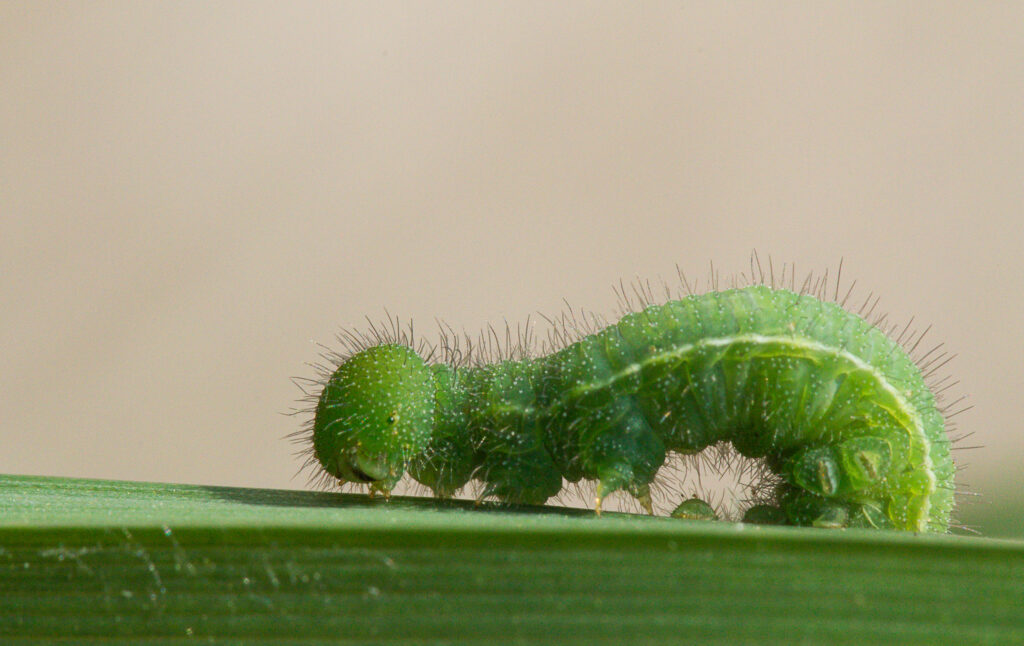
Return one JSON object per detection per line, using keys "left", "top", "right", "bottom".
{"left": 2, "top": 3, "right": 1021, "bottom": 536}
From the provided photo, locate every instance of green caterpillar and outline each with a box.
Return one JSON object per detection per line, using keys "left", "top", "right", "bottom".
{"left": 303, "top": 278, "right": 958, "bottom": 532}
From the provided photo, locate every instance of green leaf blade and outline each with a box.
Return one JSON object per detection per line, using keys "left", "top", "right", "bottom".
{"left": 2, "top": 474, "right": 1022, "bottom": 644}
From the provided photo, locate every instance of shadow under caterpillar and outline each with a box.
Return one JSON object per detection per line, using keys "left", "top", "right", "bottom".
{"left": 296, "top": 264, "right": 963, "bottom": 532}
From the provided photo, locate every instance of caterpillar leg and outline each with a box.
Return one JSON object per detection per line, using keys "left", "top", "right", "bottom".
{"left": 629, "top": 482, "right": 655, "bottom": 515}
{"left": 594, "top": 470, "right": 629, "bottom": 516}
{"left": 741, "top": 504, "right": 788, "bottom": 525}
{"left": 671, "top": 497, "right": 718, "bottom": 521}
{"left": 584, "top": 396, "right": 667, "bottom": 516}
{"left": 367, "top": 481, "right": 393, "bottom": 500}
{"left": 778, "top": 435, "right": 902, "bottom": 528}
{"left": 593, "top": 473, "right": 656, "bottom": 515}
{"left": 475, "top": 440, "right": 563, "bottom": 506}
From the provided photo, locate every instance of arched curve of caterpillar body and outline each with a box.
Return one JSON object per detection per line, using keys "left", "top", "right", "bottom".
{"left": 299, "top": 280, "right": 958, "bottom": 532}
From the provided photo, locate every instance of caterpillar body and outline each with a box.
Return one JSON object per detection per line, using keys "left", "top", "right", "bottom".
{"left": 303, "top": 280, "right": 957, "bottom": 532}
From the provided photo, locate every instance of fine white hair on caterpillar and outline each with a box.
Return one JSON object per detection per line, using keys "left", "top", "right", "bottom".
{"left": 289, "top": 255, "right": 970, "bottom": 532}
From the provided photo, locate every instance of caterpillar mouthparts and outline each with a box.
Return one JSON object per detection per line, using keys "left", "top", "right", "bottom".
{"left": 299, "top": 274, "right": 961, "bottom": 532}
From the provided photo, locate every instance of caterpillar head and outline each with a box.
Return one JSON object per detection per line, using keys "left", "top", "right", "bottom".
{"left": 313, "top": 344, "right": 435, "bottom": 493}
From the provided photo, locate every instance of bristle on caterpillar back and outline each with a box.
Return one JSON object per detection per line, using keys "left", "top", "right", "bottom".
{"left": 292, "top": 256, "right": 967, "bottom": 532}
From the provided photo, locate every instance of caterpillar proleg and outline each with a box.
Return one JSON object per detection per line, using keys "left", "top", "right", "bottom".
{"left": 296, "top": 263, "right": 961, "bottom": 532}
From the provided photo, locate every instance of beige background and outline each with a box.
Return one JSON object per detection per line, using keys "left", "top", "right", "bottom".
{"left": 2, "top": 3, "right": 1021, "bottom": 530}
